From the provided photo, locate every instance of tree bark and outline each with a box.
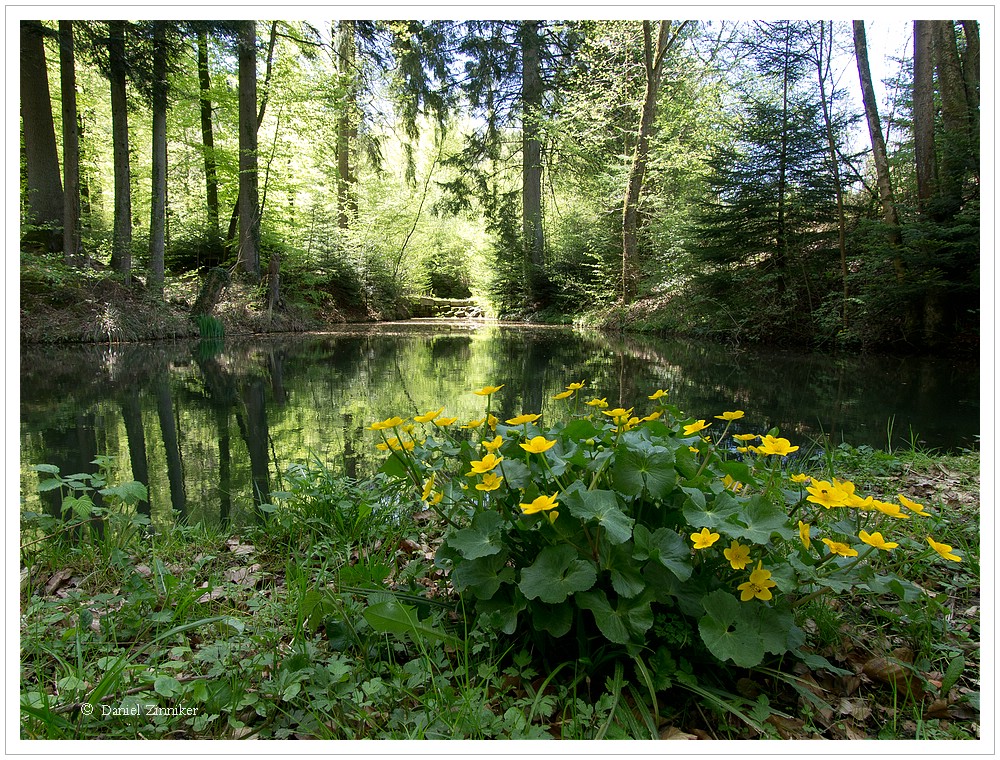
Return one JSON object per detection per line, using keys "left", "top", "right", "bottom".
{"left": 621, "top": 21, "right": 684, "bottom": 304}
{"left": 853, "top": 20, "right": 903, "bottom": 265}
{"left": 108, "top": 20, "right": 132, "bottom": 284}
{"left": 21, "top": 20, "right": 63, "bottom": 249}
{"left": 59, "top": 21, "right": 81, "bottom": 263}
{"left": 521, "top": 20, "right": 546, "bottom": 304}
{"left": 237, "top": 20, "right": 260, "bottom": 277}
{"left": 960, "top": 20, "right": 980, "bottom": 160}
{"left": 912, "top": 20, "right": 937, "bottom": 216}
{"left": 336, "top": 20, "right": 358, "bottom": 229}
{"left": 197, "top": 30, "right": 220, "bottom": 238}
{"left": 149, "top": 21, "right": 168, "bottom": 299}
{"left": 933, "top": 20, "right": 971, "bottom": 220}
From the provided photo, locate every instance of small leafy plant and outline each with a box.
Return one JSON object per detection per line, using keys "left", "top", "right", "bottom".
{"left": 370, "top": 382, "right": 964, "bottom": 669}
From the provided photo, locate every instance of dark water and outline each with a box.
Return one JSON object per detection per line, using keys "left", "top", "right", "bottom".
{"left": 19, "top": 322, "right": 979, "bottom": 527}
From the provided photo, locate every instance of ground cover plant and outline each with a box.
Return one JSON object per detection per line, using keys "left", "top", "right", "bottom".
{"left": 20, "top": 385, "right": 979, "bottom": 740}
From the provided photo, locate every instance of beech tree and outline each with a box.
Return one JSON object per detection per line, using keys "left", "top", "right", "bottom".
{"left": 237, "top": 20, "right": 260, "bottom": 277}
{"left": 108, "top": 20, "right": 133, "bottom": 284}
{"left": 59, "top": 20, "right": 82, "bottom": 262}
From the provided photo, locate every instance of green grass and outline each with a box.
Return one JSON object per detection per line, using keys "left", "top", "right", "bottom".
{"left": 20, "top": 447, "right": 980, "bottom": 740}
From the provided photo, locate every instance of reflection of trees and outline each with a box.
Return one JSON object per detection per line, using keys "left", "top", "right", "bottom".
{"left": 155, "top": 373, "right": 187, "bottom": 521}
{"left": 37, "top": 413, "right": 104, "bottom": 540}
{"left": 120, "top": 388, "right": 151, "bottom": 519}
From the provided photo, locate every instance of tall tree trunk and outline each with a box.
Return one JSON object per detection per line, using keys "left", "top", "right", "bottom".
{"left": 108, "top": 20, "right": 132, "bottom": 284}
{"left": 197, "top": 30, "right": 220, "bottom": 239}
{"left": 960, "top": 20, "right": 980, "bottom": 168}
{"left": 237, "top": 20, "right": 260, "bottom": 277}
{"left": 933, "top": 20, "right": 971, "bottom": 220}
{"left": 852, "top": 19, "right": 904, "bottom": 277}
{"left": 148, "top": 21, "right": 168, "bottom": 299}
{"left": 336, "top": 20, "right": 358, "bottom": 229}
{"left": 814, "top": 22, "right": 849, "bottom": 328}
{"left": 912, "top": 20, "right": 937, "bottom": 216}
{"left": 20, "top": 20, "right": 63, "bottom": 249}
{"left": 59, "top": 21, "right": 81, "bottom": 263}
{"left": 621, "top": 21, "right": 684, "bottom": 304}
{"left": 521, "top": 20, "right": 546, "bottom": 304}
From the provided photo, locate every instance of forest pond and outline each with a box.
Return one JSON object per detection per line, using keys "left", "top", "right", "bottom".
{"left": 20, "top": 323, "right": 979, "bottom": 528}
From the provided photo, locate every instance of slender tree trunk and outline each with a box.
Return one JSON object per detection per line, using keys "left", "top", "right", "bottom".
{"left": 933, "top": 20, "right": 971, "bottom": 220}
{"left": 149, "top": 21, "right": 168, "bottom": 299}
{"left": 960, "top": 20, "right": 980, "bottom": 167}
{"left": 59, "top": 21, "right": 81, "bottom": 263}
{"left": 814, "top": 22, "right": 849, "bottom": 328}
{"left": 521, "top": 20, "right": 546, "bottom": 304}
{"left": 912, "top": 20, "right": 937, "bottom": 216}
{"left": 853, "top": 19, "right": 904, "bottom": 277}
{"left": 197, "top": 30, "right": 220, "bottom": 238}
{"left": 109, "top": 20, "right": 132, "bottom": 284}
{"left": 20, "top": 20, "right": 63, "bottom": 249}
{"left": 336, "top": 20, "right": 358, "bottom": 229}
{"left": 237, "top": 20, "right": 260, "bottom": 277}
{"left": 621, "top": 21, "right": 684, "bottom": 304}
{"left": 775, "top": 25, "right": 791, "bottom": 284}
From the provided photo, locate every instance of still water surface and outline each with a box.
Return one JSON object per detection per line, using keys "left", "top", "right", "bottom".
{"left": 20, "top": 322, "right": 979, "bottom": 527}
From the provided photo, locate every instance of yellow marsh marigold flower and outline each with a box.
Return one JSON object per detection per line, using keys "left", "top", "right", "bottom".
{"left": 798, "top": 521, "right": 811, "bottom": 550}
{"left": 689, "top": 446, "right": 700, "bottom": 454}
{"left": 738, "top": 561, "right": 776, "bottom": 602}
{"left": 377, "top": 437, "right": 414, "bottom": 452}
{"left": 427, "top": 491, "right": 443, "bottom": 506}
{"left": 546, "top": 510, "right": 559, "bottom": 524}
{"left": 433, "top": 416, "right": 458, "bottom": 427}
{"left": 467, "top": 452, "right": 503, "bottom": 475}
{"left": 482, "top": 435, "right": 503, "bottom": 453}
{"left": 757, "top": 435, "right": 799, "bottom": 456}
{"left": 648, "top": 389, "right": 668, "bottom": 400}
{"left": 566, "top": 381, "right": 586, "bottom": 391}
{"left": 859, "top": 530, "right": 898, "bottom": 551}
{"left": 736, "top": 446, "right": 749, "bottom": 453}
{"left": 507, "top": 413, "right": 542, "bottom": 426}
{"left": 421, "top": 474, "right": 436, "bottom": 501}
{"left": 821, "top": 538, "right": 858, "bottom": 557}
{"left": 520, "top": 493, "right": 559, "bottom": 515}
{"left": 898, "top": 494, "right": 930, "bottom": 516}
{"left": 806, "top": 480, "right": 851, "bottom": 509}
{"left": 585, "top": 397, "right": 609, "bottom": 409}
{"left": 721, "top": 474, "right": 743, "bottom": 492}
{"left": 414, "top": 407, "right": 444, "bottom": 423}
{"left": 642, "top": 410, "right": 663, "bottom": 422}
{"left": 603, "top": 407, "right": 633, "bottom": 419}
{"left": 927, "top": 536, "right": 962, "bottom": 562}
{"left": 462, "top": 417, "right": 485, "bottom": 430}
{"left": 487, "top": 414, "right": 499, "bottom": 430}
{"left": 872, "top": 499, "right": 911, "bottom": 520}
{"left": 790, "top": 473, "right": 810, "bottom": 483}
{"left": 714, "top": 410, "right": 745, "bottom": 421}
{"left": 683, "top": 420, "right": 711, "bottom": 436}
{"left": 690, "top": 527, "right": 721, "bottom": 550}
{"left": 476, "top": 472, "right": 504, "bottom": 492}
{"left": 520, "top": 436, "right": 557, "bottom": 454}
{"left": 473, "top": 384, "right": 505, "bottom": 396}
{"left": 368, "top": 416, "right": 404, "bottom": 431}
{"left": 724, "top": 540, "right": 751, "bottom": 570}
{"left": 733, "top": 433, "right": 758, "bottom": 442}
{"left": 552, "top": 390, "right": 574, "bottom": 400}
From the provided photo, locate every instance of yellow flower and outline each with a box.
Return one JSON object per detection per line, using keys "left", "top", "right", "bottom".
{"left": 476, "top": 472, "right": 504, "bottom": 492}
{"left": 790, "top": 473, "right": 810, "bottom": 483}
{"left": 603, "top": 407, "right": 634, "bottom": 419}
{"left": 689, "top": 446, "right": 700, "bottom": 454}
{"left": 546, "top": 510, "right": 559, "bottom": 524}
{"left": 433, "top": 416, "right": 458, "bottom": 427}
{"left": 648, "top": 389, "right": 668, "bottom": 400}
{"left": 520, "top": 493, "right": 559, "bottom": 515}
{"left": 368, "top": 416, "right": 404, "bottom": 431}
{"left": 798, "top": 520, "right": 811, "bottom": 550}
{"left": 757, "top": 435, "right": 799, "bottom": 457}
{"left": 462, "top": 417, "right": 485, "bottom": 429}
{"left": 859, "top": 530, "right": 898, "bottom": 551}
{"left": 871, "top": 500, "right": 911, "bottom": 520}
{"left": 552, "top": 390, "right": 574, "bottom": 400}
{"left": 683, "top": 420, "right": 710, "bottom": 435}
{"left": 413, "top": 407, "right": 444, "bottom": 423}
{"left": 421, "top": 474, "right": 436, "bottom": 501}
{"left": 467, "top": 452, "right": 503, "bottom": 475}
{"left": 733, "top": 433, "right": 758, "bottom": 442}
{"left": 927, "top": 536, "right": 962, "bottom": 562}
{"left": 721, "top": 474, "right": 743, "bottom": 492}
{"left": 736, "top": 446, "right": 749, "bottom": 453}
{"left": 585, "top": 397, "right": 609, "bottom": 409}
{"left": 806, "top": 480, "right": 851, "bottom": 509}
{"left": 379, "top": 437, "right": 414, "bottom": 452}
{"left": 714, "top": 410, "right": 745, "bottom": 421}
{"left": 506, "top": 413, "right": 541, "bottom": 425}
{"left": 642, "top": 410, "right": 663, "bottom": 422}
{"left": 898, "top": 494, "right": 930, "bottom": 516}
{"left": 427, "top": 491, "right": 443, "bottom": 506}
{"left": 487, "top": 414, "right": 499, "bottom": 430}
{"left": 482, "top": 435, "right": 504, "bottom": 453}
{"left": 566, "top": 381, "right": 586, "bottom": 391}
{"left": 473, "top": 384, "right": 505, "bottom": 396}
{"left": 690, "top": 527, "right": 721, "bottom": 550}
{"left": 723, "top": 540, "right": 751, "bottom": 569}
{"left": 821, "top": 538, "right": 858, "bottom": 557}
{"left": 738, "top": 561, "right": 777, "bottom": 602}
{"left": 624, "top": 417, "right": 641, "bottom": 431}
{"left": 519, "top": 436, "right": 556, "bottom": 454}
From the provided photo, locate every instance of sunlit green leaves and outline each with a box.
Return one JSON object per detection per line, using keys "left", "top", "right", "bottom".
{"left": 519, "top": 545, "right": 597, "bottom": 604}
{"left": 560, "top": 482, "right": 634, "bottom": 545}
{"left": 447, "top": 511, "right": 506, "bottom": 559}
{"left": 632, "top": 524, "right": 693, "bottom": 582}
